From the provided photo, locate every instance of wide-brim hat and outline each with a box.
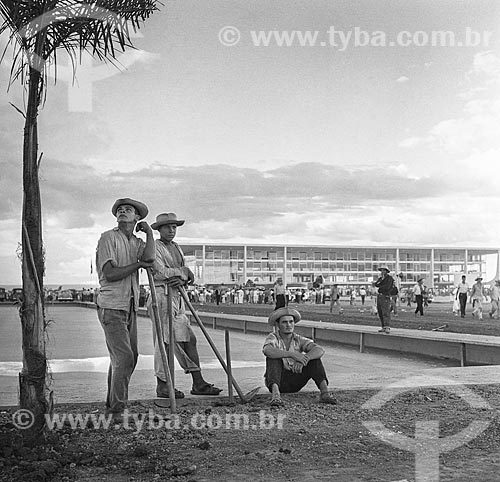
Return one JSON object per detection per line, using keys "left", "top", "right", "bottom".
{"left": 151, "top": 212, "right": 185, "bottom": 230}
{"left": 475, "top": 277, "right": 483, "bottom": 281}
{"left": 268, "top": 307, "right": 301, "bottom": 326}
{"left": 112, "top": 198, "right": 148, "bottom": 220}
{"left": 378, "top": 267, "right": 390, "bottom": 273}
{"left": 417, "top": 277, "right": 425, "bottom": 282}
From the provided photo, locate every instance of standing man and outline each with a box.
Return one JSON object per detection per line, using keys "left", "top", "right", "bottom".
{"left": 470, "top": 277, "right": 485, "bottom": 320}
{"left": 96, "top": 198, "right": 155, "bottom": 421}
{"left": 373, "top": 267, "right": 395, "bottom": 333}
{"left": 329, "top": 284, "right": 342, "bottom": 314}
{"left": 489, "top": 280, "right": 500, "bottom": 319}
{"left": 457, "top": 275, "right": 469, "bottom": 318}
{"left": 274, "top": 278, "right": 286, "bottom": 309}
{"left": 263, "top": 307, "right": 337, "bottom": 406}
{"left": 359, "top": 286, "right": 366, "bottom": 305}
{"left": 390, "top": 273, "right": 403, "bottom": 316}
{"left": 148, "top": 213, "right": 222, "bottom": 398}
{"left": 413, "top": 278, "right": 425, "bottom": 316}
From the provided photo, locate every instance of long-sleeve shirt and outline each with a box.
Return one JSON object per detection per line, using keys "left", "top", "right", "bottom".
{"left": 152, "top": 240, "right": 189, "bottom": 287}
{"left": 374, "top": 275, "right": 394, "bottom": 296}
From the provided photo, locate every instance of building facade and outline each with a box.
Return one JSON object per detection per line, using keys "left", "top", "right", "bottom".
{"left": 181, "top": 244, "right": 500, "bottom": 290}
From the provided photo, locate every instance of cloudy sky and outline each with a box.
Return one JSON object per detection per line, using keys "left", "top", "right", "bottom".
{"left": 1, "top": 0, "right": 500, "bottom": 285}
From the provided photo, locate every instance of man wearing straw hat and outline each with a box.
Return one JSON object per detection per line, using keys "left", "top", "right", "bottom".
{"left": 373, "top": 266, "right": 395, "bottom": 333}
{"left": 470, "top": 276, "right": 485, "bottom": 320}
{"left": 96, "top": 198, "right": 155, "bottom": 421}
{"left": 263, "top": 307, "right": 337, "bottom": 406}
{"left": 148, "top": 212, "right": 222, "bottom": 398}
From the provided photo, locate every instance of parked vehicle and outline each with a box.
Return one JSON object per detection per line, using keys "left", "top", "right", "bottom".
{"left": 56, "top": 290, "right": 74, "bottom": 302}
{"left": 0, "top": 288, "right": 6, "bottom": 302}
{"left": 10, "top": 288, "right": 23, "bottom": 302}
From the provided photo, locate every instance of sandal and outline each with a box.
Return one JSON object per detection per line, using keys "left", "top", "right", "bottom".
{"left": 190, "top": 383, "right": 223, "bottom": 396}
{"left": 270, "top": 395, "right": 284, "bottom": 407}
{"left": 157, "top": 388, "right": 185, "bottom": 399}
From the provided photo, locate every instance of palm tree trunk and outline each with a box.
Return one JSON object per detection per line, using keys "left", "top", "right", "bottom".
{"left": 19, "top": 64, "right": 50, "bottom": 441}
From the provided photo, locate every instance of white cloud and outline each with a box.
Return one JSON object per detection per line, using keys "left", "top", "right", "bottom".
{"left": 399, "top": 136, "right": 422, "bottom": 148}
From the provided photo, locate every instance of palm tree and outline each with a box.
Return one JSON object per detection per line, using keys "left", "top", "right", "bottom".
{"left": 0, "top": 0, "right": 160, "bottom": 441}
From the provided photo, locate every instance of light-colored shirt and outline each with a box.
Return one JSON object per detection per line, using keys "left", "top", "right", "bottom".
{"left": 274, "top": 283, "right": 285, "bottom": 296}
{"left": 457, "top": 282, "right": 469, "bottom": 294}
{"left": 490, "top": 285, "right": 500, "bottom": 301}
{"left": 263, "top": 332, "right": 315, "bottom": 371}
{"left": 96, "top": 228, "right": 145, "bottom": 311}
{"left": 413, "top": 283, "right": 423, "bottom": 296}
{"left": 471, "top": 282, "right": 484, "bottom": 300}
{"left": 152, "top": 240, "right": 188, "bottom": 287}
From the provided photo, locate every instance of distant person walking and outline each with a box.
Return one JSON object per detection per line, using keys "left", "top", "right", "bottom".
{"left": 359, "top": 287, "right": 366, "bottom": 305}
{"left": 471, "top": 277, "right": 484, "bottom": 320}
{"left": 390, "top": 273, "right": 402, "bottom": 316}
{"left": 274, "top": 278, "right": 286, "bottom": 309}
{"left": 489, "top": 280, "right": 500, "bottom": 319}
{"left": 96, "top": 198, "right": 155, "bottom": 422}
{"left": 413, "top": 278, "right": 425, "bottom": 316}
{"left": 456, "top": 275, "right": 469, "bottom": 318}
{"left": 373, "top": 267, "right": 395, "bottom": 333}
{"left": 329, "top": 284, "right": 342, "bottom": 314}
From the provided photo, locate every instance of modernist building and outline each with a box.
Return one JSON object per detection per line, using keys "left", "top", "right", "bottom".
{"left": 181, "top": 244, "right": 500, "bottom": 290}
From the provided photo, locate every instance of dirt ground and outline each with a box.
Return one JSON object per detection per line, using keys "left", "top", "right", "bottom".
{"left": 1, "top": 384, "right": 499, "bottom": 482}
{"left": 2, "top": 302, "right": 498, "bottom": 481}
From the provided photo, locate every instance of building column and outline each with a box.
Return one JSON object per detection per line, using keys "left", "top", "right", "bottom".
{"left": 430, "top": 248, "right": 434, "bottom": 289}
{"left": 243, "top": 245, "right": 247, "bottom": 285}
{"left": 395, "top": 247, "right": 400, "bottom": 274}
{"left": 201, "top": 245, "right": 206, "bottom": 285}
{"left": 497, "top": 250, "right": 500, "bottom": 280}
{"left": 283, "top": 246, "right": 287, "bottom": 284}
{"left": 464, "top": 249, "right": 468, "bottom": 274}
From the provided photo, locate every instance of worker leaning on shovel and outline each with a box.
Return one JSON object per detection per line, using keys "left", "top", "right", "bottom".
{"left": 147, "top": 212, "right": 222, "bottom": 399}
{"left": 96, "top": 198, "right": 155, "bottom": 423}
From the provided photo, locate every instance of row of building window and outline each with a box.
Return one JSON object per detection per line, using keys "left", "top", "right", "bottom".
{"left": 190, "top": 250, "right": 485, "bottom": 263}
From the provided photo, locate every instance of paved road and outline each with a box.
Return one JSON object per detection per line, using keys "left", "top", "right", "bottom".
{"left": 0, "top": 305, "right": 494, "bottom": 406}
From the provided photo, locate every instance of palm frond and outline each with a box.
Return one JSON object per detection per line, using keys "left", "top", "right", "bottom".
{"left": 0, "top": 0, "right": 161, "bottom": 89}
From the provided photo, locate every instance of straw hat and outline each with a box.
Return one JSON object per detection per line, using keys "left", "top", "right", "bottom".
{"left": 151, "top": 213, "right": 185, "bottom": 230}
{"left": 378, "top": 267, "right": 390, "bottom": 273}
{"left": 268, "top": 307, "right": 301, "bottom": 326}
{"left": 111, "top": 198, "right": 148, "bottom": 220}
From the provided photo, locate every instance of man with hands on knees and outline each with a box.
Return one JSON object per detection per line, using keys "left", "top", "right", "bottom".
{"left": 96, "top": 198, "right": 155, "bottom": 422}
{"left": 148, "top": 212, "right": 222, "bottom": 399}
{"left": 263, "top": 307, "right": 337, "bottom": 407}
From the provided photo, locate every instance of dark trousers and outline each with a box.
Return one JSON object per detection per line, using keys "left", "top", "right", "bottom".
{"left": 275, "top": 294, "right": 286, "bottom": 309}
{"left": 415, "top": 294, "right": 424, "bottom": 315}
{"left": 264, "top": 358, "right": 328, "bottom": 393}
{"left": 376, "top": 294, "right": 391, "bottom": 328}
{"left": 459, "top": 293, "right": 467, "bottom": 317}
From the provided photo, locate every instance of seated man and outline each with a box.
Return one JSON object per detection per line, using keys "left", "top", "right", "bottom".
{"left": 263, "top": 307, "right": 337, "bottom": 406}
